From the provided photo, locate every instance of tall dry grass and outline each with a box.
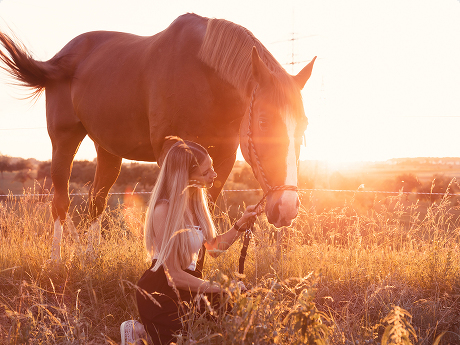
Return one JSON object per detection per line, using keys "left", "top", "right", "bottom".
{"left": 0, "top": 187, "right": 459, "bottom": 344}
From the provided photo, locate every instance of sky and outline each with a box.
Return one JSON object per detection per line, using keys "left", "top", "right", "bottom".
{"left": 0, "top": 0, "right": 459, "bottom": 164}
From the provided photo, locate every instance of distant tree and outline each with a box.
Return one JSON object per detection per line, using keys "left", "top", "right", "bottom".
{"left": 0, "top": 156, "right": 35, "bottom": 179}
{"left": 116, "top": 164, "right": 133, "bottom": 186}
{"left": 232, "top": 165, "right": 260, "bottom": 189}
{"left": 134, "top": 164, "right": 160, "bottom": 189}
{"left": 10, "top": 158, "right": 33, "bottom": 171}
{"left": 70, "top": 160, "right": 96, "bottom": 185}
{"left": 13, "top": 169, "right": 33, "bottom": 188}
{"left": 36, "top": 161, "right": 51, "bottom": 181}
{"left": 418, "top": 174, "right": 457, "bottom": 201}
{"left": 393, "top": 173, "right": 421, "bottom": 192}
{"left": 117, "top": 163, "right": 159, "bottom": 190}
{"left": 0, "top": 156, "right": 10, "bottom": 178}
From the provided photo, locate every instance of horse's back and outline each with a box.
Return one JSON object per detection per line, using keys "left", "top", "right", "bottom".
{"left": 52, "top": 13, "right": 208, "bottom": 74}
{"left": 60, "top": 13, "right": 209, "bottom": 103}
{"left": 47, "top": 14, "right": 218, "bottom": 162}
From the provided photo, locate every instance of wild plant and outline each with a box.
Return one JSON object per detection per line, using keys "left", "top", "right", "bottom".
{"left": 379, "top": 305, "right": 417, "bottom": 345}
{"left": 281, "top": 273, "right": 331, "bottom": 345}
{"left": 172, "top": 271, "right": 332, "bottom": 345}
{"left": 1, "top": 186, "right": 460, "bottom": 343}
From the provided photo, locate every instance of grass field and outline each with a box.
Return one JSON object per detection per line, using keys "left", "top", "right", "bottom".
{"left": 1, "top": 181, "right": 459, "bottom": 344}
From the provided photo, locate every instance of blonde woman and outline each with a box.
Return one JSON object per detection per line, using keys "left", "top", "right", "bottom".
{"left": 121, "top": 138, "right": 260, "bottom": 345}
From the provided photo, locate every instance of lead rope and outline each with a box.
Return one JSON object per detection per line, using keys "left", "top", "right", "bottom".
{"left": 238, "top": 86, "right": 298, "bottom": 276}
{"left": 238, "top": 190, "right": 266, "bottom": 275}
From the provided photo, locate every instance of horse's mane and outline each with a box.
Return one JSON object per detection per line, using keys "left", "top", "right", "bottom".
{"left": 198, "top": 18, "right": 304, "bottom": 117}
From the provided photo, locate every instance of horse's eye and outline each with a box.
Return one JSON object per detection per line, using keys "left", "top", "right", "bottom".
{"left": 259, "top": 119, "right": 269, "bottom": 131}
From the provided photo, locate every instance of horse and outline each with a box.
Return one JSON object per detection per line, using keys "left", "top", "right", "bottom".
{"left": 0, "top": 13, "right": 316, "bottom": 261}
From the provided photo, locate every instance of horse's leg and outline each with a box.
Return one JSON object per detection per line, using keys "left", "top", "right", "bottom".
{"left": 50, "top": 130, "right": 87, "bottom": 262}
{"left": 86, "top": 145, "right": 122, "bottom": 255}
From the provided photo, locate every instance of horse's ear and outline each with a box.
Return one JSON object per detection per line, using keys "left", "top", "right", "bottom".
{"left": 251, "top": 46, "right": 273, "bottom": 87}
{"left": 293, "top": 56, "right": 317, "bottom": 90}
{"left": 157, "top": 136, "right": 182, "bottom": 167}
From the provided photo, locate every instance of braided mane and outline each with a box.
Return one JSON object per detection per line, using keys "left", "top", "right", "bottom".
{"left": 198, "top": 18, "right": 304, "bottom": 118}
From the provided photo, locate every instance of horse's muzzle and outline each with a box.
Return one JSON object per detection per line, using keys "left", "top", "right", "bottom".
{"left": 265, "top": 190, "right": 299, "bottom": 228}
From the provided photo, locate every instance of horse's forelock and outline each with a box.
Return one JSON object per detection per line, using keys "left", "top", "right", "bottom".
{"left": 266, "top": 74, "right": 305, "bottom": 123}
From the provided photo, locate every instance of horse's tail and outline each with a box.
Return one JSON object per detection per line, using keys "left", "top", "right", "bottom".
{"left": 0, "top": 32, "right": 62, "bottom": 99}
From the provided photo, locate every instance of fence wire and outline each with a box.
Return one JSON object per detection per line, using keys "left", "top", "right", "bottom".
{"left": 0, "top": 188, "right": 457, "bottom": 198}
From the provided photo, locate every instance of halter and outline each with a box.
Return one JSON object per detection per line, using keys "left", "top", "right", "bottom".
{"left": 238, "top": 85, "right": 299, "bottom": 275}
{"left": 246, "top": 85, "right": 298, "bottom": 205}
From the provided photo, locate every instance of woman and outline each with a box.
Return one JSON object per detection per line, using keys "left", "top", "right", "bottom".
{"left": 121, "top": 138, "right": 260, "bottom": 345}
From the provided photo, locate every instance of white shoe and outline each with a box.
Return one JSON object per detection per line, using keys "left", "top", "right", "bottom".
{"left": 120, "top": 320, "right": 144, "bottom": 345}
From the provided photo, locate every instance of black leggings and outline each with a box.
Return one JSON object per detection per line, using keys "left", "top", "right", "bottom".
{"left": 136, "top": 261, "right": 222, "bottom": 345}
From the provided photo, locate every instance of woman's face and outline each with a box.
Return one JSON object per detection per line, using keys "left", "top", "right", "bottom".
{"left": 189, "top": 155, "right": 217, "bottom": 188}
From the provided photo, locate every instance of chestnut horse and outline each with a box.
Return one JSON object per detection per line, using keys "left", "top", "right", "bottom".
{"left": 0, "top": 13, "right": 315, "bottom": 261}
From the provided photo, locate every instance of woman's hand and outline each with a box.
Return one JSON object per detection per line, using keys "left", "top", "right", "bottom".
{"left": 206, "top": 204, "right": 263, "bottom": 255}
{"left": 236, "top": 204, "right": 263, "bottom": 230}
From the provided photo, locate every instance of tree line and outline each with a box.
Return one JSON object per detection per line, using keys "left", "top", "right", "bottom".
{"left": 2, "top": 154, "right": 458, "bottom": 206}
{"left": 0, "top": 156, "right": 34, "bottom": 178}
{"left": 36, "top": 160, "right": 160, "bottom": 192}
{"left": 0, "top": 155, "right": 160, "bottom": 193}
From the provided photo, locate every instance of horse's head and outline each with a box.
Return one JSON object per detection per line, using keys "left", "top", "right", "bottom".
{"left": 240, "top": 47, "right": 316, "bottom": 228}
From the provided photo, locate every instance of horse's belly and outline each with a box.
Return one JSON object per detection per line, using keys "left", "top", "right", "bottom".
{"left": 86, "top": 126, "right": 156, "bottom": 161}
{"left": 115, "top": 145, "right": 157, "bottom": 162}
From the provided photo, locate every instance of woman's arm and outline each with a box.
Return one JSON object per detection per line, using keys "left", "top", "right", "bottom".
{"left": 164, "top": 257, "right": 222, "bottom": 293}
{"left": 205, "top": 205, "right": 260, "bottom": 257}
{"left": 152, "top": 202, "right": 222, "bottom": 293}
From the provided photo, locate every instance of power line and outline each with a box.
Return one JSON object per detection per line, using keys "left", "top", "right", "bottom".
{"left": 0, "top": 127, "right": 46, "bottom": 131}
{"left": 282, "top": 59, "right": 316, "bottom": 67}
{"left": 269, "top": 34, "right": 318, "bottom": 45}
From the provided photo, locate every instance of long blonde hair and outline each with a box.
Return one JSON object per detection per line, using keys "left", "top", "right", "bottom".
{"left": 144, "top": 140, "right": 216, "bottom": 271}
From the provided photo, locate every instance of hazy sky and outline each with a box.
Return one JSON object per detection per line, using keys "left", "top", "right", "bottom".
{"left": 0, "top": 0, "right": 459, "bottom": 164}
